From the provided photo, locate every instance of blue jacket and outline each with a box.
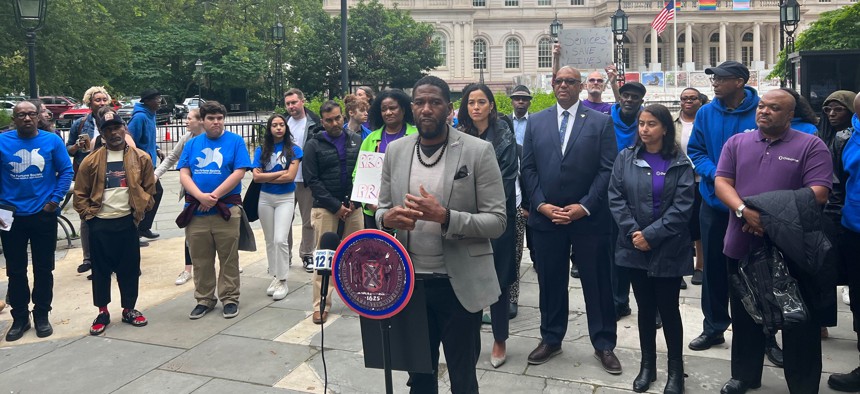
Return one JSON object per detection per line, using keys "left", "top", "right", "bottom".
{"left": 610, "top": 103, "right": 640, "bottom": 152}
{"left": 127, "top": 102, "right": 158, "bottom": 166}
{"left": 842, "top": 115, "right": 860, "bottom": 232}
{"left": 791, "top": 118, "right": 818, "bottom": 134}
{"left": 687, "top": 86, "right": 760, "bottom": 211}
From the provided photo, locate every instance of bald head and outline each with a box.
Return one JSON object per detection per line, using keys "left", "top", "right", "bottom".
{"left": 756, "top": 89, "right": 796, "bottom": 137}
{"left": 553, "top": 66, "right": 583, "bottom": 108}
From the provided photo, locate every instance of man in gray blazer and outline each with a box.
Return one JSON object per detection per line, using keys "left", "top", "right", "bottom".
{"left": 376, "top": 75, "right": 506, "bottom": 393}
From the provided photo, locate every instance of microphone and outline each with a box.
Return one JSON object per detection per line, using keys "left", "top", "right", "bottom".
{"left": 314, "top": 232, "right": 341, "bottom": 305}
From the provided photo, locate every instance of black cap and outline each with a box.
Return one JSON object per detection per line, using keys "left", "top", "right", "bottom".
{"left": 705, "top": 61, "right": 750, "bottom": 83}
{"left": 139, "top": 89, "right": 161, "bottom": 102}
{"left": 510, "top": 85, "right": 532, "bottom": 99}
{"left": 97, "top": 109, "right": 124, "bottom": 130}
{"left": 619, "top": 82, "right": 647, "bottom": 97}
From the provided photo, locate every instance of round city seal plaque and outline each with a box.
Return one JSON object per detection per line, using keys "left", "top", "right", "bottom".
{"left": 333, "top": 229, "right": 415, "bottom": 320}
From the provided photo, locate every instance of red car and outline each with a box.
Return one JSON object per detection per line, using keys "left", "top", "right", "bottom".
{"left": 39, "top": 96, "right": 77, "bottom": 119}
{"left": 56, "top": 101, "right": 123, "bottom": 129}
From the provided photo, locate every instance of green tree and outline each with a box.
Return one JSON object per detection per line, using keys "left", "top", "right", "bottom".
{"left": 770, "top": 3, "right": 860, "bottom": 79}
{"left": 284, "top": 8, "right": 342, "bottom": 98}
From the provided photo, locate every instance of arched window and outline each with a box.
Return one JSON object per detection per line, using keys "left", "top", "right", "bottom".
{"left": 538, "top": 37, "right": 553, "bottom": 68}
{"left": 709, "top": 32, "right": 720, "bottom": 67}
{"left": 644, "top": 33, "right": 664, "bottom": 69}
{"left": 433, "top": 33, "right": 447, "bottom": 67}
{"left": 505, "top": 38, "right": 520, "bottom": 69}
{"left": 473, "top": 39, "right": 487, "bottom": 70}
{"left": 677, "top": 33, "right": 697, "bottom": 67}
{"left": 621, "top": 34, "right": 631, "bottom": 69}
{"left": 741, "top": 32, "right": 754, "bottom": 66}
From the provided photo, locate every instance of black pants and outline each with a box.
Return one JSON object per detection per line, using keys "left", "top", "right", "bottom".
{"left": 728, "top": 258, "right": 822, "bottom": 393}
{"left": 489, "top": 285, "right": 510, "bottom": 342}
{"left": 363, "top": 213, "right": 377, "bottom": 230}
{"left": 138, "top": 179, "right": 162, "bottom": 232}
{"left": 90, "top": 215, "right": 140, "bottom": 309}
{"left": 609, "top": 223, "right": 630, "bottom": 309}
{"left": 0, "top": 210, "right": 57, "bottom": 320}
{"left": 842, "top": 229, "right": 860, "bottom": 338}
{"left": 184, "top": 242, "right": 192, "bottom": 267}
{"left": 700, "top": 202, "right": 731, "bottom": 336}
{"left": 627, "top": 268, "right": 683, "bottom": 361}
{"left": 408, "top": 279, "right": 481, "bottom": 394}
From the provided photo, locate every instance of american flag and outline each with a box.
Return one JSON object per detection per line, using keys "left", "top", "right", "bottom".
{"left": 651, "top": 1, "right": 675, "bottom": 36}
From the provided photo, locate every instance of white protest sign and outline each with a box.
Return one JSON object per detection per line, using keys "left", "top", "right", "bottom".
{"left": 558, "top": 28, "right": 613, "bottom": 71}
{"left": 351, "top": 151, "right": 386, "bottom": 205}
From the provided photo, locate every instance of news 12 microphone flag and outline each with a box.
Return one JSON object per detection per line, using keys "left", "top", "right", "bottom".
{"left": 333, "top": 229, "right": 415, "bottom": 320}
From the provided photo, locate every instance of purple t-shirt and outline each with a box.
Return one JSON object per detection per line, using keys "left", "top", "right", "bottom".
{"left": 379, "top": 126, "right": 406, "bottom": 153}
{"left": 582, "top": 99, "right": 613, "bottom": 115}
{"left": 323, "top": 131, "right": 349, "bottom": 189}
{"left": 642, "top": 150, "right": 671, "bottom": 220}
{"left": 715, "top": 128, "right": 833, "bottom": 259}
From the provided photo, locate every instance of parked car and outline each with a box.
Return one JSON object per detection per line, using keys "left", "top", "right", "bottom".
{"left": 56, "top": 102, "right": 123, "bottom": 129}
{"left": 39, "top": 96, "right": 78, "bottom": 119}
{"left": 117, "top": 96, "right": 174, "bottom": 125}
{"left": 0, "top": 100, "right": 14, "bottom": 116}
{"left": 174, "top": 103, "right": 188, "bottom": 120}
{"left": 182, "top": 96, "right": 206, "bottom": 112}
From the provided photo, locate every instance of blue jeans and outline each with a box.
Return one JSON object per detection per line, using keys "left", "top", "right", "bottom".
{"left": 699, "top": 202, "right": 731, "bottom": 336}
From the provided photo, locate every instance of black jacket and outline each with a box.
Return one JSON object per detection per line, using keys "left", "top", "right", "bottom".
{"left": 744, "top": 188, "right": 837, "bottom": 325}
{"left": 302, "top": 128, "right": 361, "bottom": 213}
{"left": 608, "top": 145, "right": 695, "bottom": 277}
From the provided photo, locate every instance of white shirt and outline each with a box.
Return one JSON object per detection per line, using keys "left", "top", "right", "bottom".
{"left": 556, "top": 101, "right": 580, "bottom": 156}
{"left": 288, "top": 116, "right": 308, "bottom": 183}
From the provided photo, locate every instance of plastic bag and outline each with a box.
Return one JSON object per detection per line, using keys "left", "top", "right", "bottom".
{"left": 730, "top": 240, "right": 808, "bottom": 335}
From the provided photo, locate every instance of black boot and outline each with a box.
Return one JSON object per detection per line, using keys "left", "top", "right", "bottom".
{"left": 633, "top": 354, "right": 657, "bottom": 392}
{"left": 664, "top": 358, "right": 685, "bottom": 394}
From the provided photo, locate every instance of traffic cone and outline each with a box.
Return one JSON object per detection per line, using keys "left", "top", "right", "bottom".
{"left": 165, "top": 130, "right": 171, "bottom": 141}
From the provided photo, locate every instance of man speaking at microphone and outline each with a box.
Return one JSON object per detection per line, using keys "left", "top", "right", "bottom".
{"left": 376, "top": 76, "right": 506, "bottom": 393}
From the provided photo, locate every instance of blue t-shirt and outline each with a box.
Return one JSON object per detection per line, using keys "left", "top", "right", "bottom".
{"left": 252, "top": 142, "right": 303, "bottom": 195}
{"left": 0, "top": 130, "right": 74, "bottom": 216}
{"left": 177, "top": 131, "right": 251, "bottom": 214}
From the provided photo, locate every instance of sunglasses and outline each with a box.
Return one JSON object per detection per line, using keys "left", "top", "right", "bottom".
{"left": 587, "top": 78, "right": 605, "bottom": 84}
{"left": 554, "top": 78, "right": 580, "bottom": 86}
{"left": 823, "top": 106, "right": 847, "bottom": 114}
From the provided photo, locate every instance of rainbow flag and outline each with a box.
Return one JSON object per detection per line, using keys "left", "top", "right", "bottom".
{"left": 733, "top": 0, "right": 750, "bottom": 9}
{"left": 699, "top": 0, "right": 716, "bottom": 10}
{"left": 676, "top": 0, "right": 683, "bottom": 9}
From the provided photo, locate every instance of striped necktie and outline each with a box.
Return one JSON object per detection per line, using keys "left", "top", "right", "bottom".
{"left": 559, "top": 110, "right": 570, "bottom": 145}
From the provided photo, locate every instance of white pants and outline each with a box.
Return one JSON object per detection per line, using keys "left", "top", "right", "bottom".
{"left": 259, "top": 191, "right": 296, "bottom": 280}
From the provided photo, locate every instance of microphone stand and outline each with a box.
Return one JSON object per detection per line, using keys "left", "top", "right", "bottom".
{"left": 380, "top": 318, "right": 393, "bottom": 394}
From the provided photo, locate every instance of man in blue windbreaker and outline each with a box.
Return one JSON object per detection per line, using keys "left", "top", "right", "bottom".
{"left": 0, "top": 101, "right": 74, "bottom": 341}
{"left": 127, "top": 89, "right": 165, "bottom": 245}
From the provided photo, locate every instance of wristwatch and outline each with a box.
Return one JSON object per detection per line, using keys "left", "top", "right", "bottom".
{"left": 735, "top": 204, "right": 746, "bottom": 218}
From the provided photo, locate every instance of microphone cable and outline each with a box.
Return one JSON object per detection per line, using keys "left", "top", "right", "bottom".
{"left": 315, "top": 231, "right": 340, "bottom": 394}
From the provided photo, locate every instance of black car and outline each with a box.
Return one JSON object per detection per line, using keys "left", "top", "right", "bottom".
{"left": 117, "top": 96, "right": 175, "bottom": 125}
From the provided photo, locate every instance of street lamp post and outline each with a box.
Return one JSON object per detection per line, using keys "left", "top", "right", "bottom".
{"left": 550, "top": 12, "right": 562, "bottom": 43}
{"left": 780, "top": 0, "right": 800, "bottom": 89}
{"left": 195, "top": 59, "right": 203, "bottom": 98}
{"left": 13, "top": 0, "right": 48, "bottom": 99}
{"left": 610, "top": 0, "right": 628, "bottom": 84}
{"left": 271, "top": 22, "right": 285, "bottom": 107}
{"left": 340, "top": 0, "right": 349, "bottom": 97}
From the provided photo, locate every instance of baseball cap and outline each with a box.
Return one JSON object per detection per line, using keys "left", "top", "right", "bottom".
{"left": 139, "top": 89, "right": 161, "bottom": 102}
{"left": 705, "top": 61, "right": 750, "bottom": 83}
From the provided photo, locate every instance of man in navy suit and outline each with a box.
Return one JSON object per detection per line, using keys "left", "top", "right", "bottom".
{"left": 521, "top": 65, "right": 621, "bottom": 374}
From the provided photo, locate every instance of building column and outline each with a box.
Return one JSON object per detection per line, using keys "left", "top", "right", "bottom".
{"left": 636, "top": 29, "right": 646, "bottom": 71}
{"left": 684, "top": 23, "right": 694, "bottom": 71}
{"left": 752, "top": 22, "right": 763, "bottom": 70}
{"left": 452, "top": 23, "right": 461, "bottom": 79}
{"left": 465, "top": 22, "right": 474, "bottom": 81}
{"left": 766, "top": 24, "right": 774, "bottom": 67}
{"left": 650, "top": 27, "right": 660, "bottom": 71}
{"left": 719, "top": 22, "right": 727, "bottom": 64}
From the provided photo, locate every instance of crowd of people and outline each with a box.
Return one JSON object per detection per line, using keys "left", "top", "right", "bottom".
{"left": 0, "top": 59, "right": 859, "bottom": 394}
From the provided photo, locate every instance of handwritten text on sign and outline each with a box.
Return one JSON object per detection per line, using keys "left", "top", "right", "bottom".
{"left": 351, "top": 151, "right": 386, "bottom": 205}
{"left": 558, "top": 28, "right": 613, "bottom": 70}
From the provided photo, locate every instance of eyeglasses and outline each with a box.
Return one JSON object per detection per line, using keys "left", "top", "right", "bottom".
{"left": 587, "top": 78, "right": 605, "bottom": 84}
{"left": 823, "top": 106, "right": 847, "bottom": 114}
{"left": 554, "top": 78, "right": 580, "bottom": 86}
{"left": 14, "top": 112, "right": 39, "bottom": 119}
{"left": 709, "top": 76, "right": 740, "bottom": 84}
{"left": 680, "top": 96, "right": 700, "bottom": 102}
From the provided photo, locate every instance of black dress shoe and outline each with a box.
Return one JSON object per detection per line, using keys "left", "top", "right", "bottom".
{"left": 691, "top": 269, "right": 704, "bottom": 285}
{"left": 570, "top": 265, "right": 580, "bottom": 278}
{"left": 829, "top": 367, "right": 860, "bottom": 392}
{"left": 615, "top": 304, "right": 632, "bottom": 321}
{"left": 688, "top": 332, "right": 725, "bottom": 350}
{"left": 139, "top": 240, "right": 150, "bottom": 247}
{"left": 33, "top": 313, "right": 53, "bottom": 338}
{"left": 77, "top": 261, "right": 92, "bottom": 273}
{"left": 527, "top": 342, "right": 562, "bottom": 365}
{"left": 139, "top": 229, "right": 160, "bottom": 239}
{"left": 680, "top": 277, "right": 688, "bottom": 289}
{"left": 5, "top": 318, "right": 31, "bottom": 341}
{"left": 594, "top": 349, "right": 622, "bottom": 374}
{"left": 720, "top": 378, "right": 761, "bottom": 394}
{"left": 508, "top": 302, "right": 518, "bottom": 319}
{"left": 765, "top": 337, "right": 784, "bottom": 368}
{"left": 655, "top": 312, "right": 663, "bottom": 329}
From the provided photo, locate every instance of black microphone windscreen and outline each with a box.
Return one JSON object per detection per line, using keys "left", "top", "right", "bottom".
{"left": 319, "top": 232, "right": 341, "bottom": 251}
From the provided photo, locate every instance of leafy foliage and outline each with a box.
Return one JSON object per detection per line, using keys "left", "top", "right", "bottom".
{"left": 453, "top": 92, "right": 558, "bottom": 116}
{"left": 770, "top": 3, "right": 860, "bottom": 78}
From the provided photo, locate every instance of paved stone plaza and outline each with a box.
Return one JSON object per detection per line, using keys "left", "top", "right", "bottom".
{"left": 0, "top": 170, "right": 856, "bottom": 393}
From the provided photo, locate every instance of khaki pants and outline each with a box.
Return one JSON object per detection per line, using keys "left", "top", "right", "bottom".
{"left": 311, "top": 207, "right": 363, "bottom": 311}
{"left": 187, "top": 205, "right": 241, "bottom": 307}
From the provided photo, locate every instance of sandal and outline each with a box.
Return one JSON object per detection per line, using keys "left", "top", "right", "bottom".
{"left": 122, "top": 309, "right": 148, "bottom": 327}
{"left": 90, "top": 312, "right": 110, "bottom": 335}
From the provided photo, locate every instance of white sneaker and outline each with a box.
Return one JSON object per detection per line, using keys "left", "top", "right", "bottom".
{"left": 175, "top": 270, "right": 192, "bottom": 285}
{"left": 272, "top": 281, "right": 289, "bottom": 301}
{"left": 843, "top": 286, "right": 851, "bottom": 305}
{"left": 266, "top": 278, "right": 280, "bottom": 296}
{"left": 238, "top": 266, "right": 244, "bottom": 273}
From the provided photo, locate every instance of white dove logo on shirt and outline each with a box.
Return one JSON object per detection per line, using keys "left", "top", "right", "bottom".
{"left": 9, "top": 149, "right": 45, "bottom": 174}
{"left": 265, "top": 151, "right": 285, "bottom": 171}
{"left": 195, "top": 147, "right": 224, "bottom": 169}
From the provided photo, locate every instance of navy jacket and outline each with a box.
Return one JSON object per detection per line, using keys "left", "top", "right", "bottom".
{"left": 521, "top": 103, "right": 616, "bottom": 234}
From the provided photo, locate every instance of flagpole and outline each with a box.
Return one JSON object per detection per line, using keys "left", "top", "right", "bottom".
{"left": 673, "top": 2, "right": 678, "bottom": 90}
